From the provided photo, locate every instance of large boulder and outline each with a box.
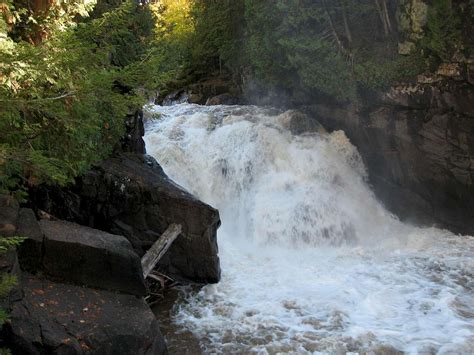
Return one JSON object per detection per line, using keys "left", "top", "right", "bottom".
{"left": 29, "top": 102, "right": 221, "bottom": 284}
{"left": 40, "top": 220, "right": 147, "bottom": 296}
{"left": 1, "top": 203, "right": 167, "bottom": 353}
{"left": 16, "top": 212, "right": 146, "bottom": 296}
{"left": 31, "top": 153, "right": 221, "bottom": 284}
{"left": 161, "top": 90, "right": 189, "bottom": 106}
{"left": 4, "top": 274, "right": 167, "bottom": 355}
{"left": 205, "top": 93, "right": 238, "bottom": 106}
{"left": 278, "top": 110, "right": 326, "bottom": 135}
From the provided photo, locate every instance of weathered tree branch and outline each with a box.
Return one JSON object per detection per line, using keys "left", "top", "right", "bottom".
{"left": 381, "top": 0, "right": 393, "bottom": 33}
{"left": 340, "top": 0, "right": 353, "bottom": 43}
{"left": 375, "top": 0, "right": 389, "bottom": 36}
{"left": 141, "top": 224, "right": 182, "bottom": 278}
{"left": 322, "top": 0, "right": 348, "bottom": 56}
{"left": 0, "top": 91, "right": 76, "bottom": 103}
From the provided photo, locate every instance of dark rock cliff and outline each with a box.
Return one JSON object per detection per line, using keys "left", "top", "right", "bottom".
{"left": 304, "top": 64, "right": 474, "bottom": 235}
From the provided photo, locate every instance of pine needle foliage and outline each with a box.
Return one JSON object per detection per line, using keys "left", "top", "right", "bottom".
{"left": 0, "top": 0, "right": 179, "bottom": 198}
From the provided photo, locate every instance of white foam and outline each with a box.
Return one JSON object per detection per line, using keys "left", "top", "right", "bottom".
{"left": 144, "top": 104, "right": 474, "bottom": 354}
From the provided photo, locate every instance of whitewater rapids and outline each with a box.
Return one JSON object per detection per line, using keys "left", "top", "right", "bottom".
{"left": 144, "top": 104, "right": 473, "bottom": 354}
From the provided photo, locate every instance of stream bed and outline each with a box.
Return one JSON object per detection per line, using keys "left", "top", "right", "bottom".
{"left": 145, "top": 104, "right": 474, "bottom": 354}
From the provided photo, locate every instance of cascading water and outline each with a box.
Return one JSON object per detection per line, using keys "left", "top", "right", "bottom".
{"left": 144, "top": 104, "right": 474, "bottom": 354}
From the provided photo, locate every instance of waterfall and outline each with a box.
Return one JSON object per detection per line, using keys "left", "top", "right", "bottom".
{"left": 145, "top": 104, "right": 473, "bottom": 354}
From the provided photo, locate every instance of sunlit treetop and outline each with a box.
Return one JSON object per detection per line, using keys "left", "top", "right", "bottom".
{"left": 150, "top": 0, "right": 193, "bottom": 39}
{"left": 1, "top": 0, "right": 98, "bottom": 45}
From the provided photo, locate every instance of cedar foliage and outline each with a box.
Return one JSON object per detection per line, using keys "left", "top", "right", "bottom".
{"left": 0, "top": 0, "right": 185, "bottom": 198}
{"left": 189, "top": 0, "right": 244, "bottom": 74}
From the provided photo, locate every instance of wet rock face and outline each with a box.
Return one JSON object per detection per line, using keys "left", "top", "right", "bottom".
{"left": 307, "top": 77, "right": 474, "bottom": 235}
{"left": 32, "top": 153, "right": 221, "bottom": 284}
{"left": 161, "top": 90, "right": 190, "bottom": 106}
{"left": 5, "top": 274, "right": 166, "bottom": 355}
{"left": 157, "top": 75, "right": 241, "bottom": 106}
{"left": 279, "top": 110, "right": 327, "bottom": 136}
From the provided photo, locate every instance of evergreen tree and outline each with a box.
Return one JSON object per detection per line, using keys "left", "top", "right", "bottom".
{"left": 421, "top": 0, "right": 462, "bottom": 62}
{"left": 186, "top": 0, "right": 467, "bottom": 103}
{"left": 0, "top": 0, "right": 183, "bottom": 198}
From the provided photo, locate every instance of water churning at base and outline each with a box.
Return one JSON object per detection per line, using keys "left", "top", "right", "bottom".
{"left": 145, "top": 104, "right": 473, "bottom": 354}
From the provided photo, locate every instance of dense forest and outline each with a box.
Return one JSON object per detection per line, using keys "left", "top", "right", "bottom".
{"left": 180, "top": 0, "right": 470, "bottom": 98}
{"left": 0, "top": 0, "right": 180, "bottom": 199}
{"left": 1, "top": 0, "right": 471, "bottom": 198}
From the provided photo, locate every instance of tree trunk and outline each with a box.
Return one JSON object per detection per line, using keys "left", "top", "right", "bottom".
{"left": 29, "top": 0, "right": 54, "bottom": 44}
{"left": 340, "top": 0, "right": 353, "bottom": 43}
{"left": 33, "top": 0, "right": 53, "bottom": 14}
{"left": 381, "top": 0, "right": 393, "bottom": 33}
{"left": 374, "top": 0, "right": 389, "bottom": 36}
{"left": 323, "top": 0, "right": 348, "bottom": 55}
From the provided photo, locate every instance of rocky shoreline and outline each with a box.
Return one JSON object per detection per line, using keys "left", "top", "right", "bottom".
{"left": 0, "top": 110, "right": 221, "bottom": 354}
{"left": 1, "top": 57, "right": 472, "bottom": 352}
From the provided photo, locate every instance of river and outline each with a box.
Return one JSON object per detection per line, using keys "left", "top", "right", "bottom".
{"left": 144, "top": 103, "right": 473, "bottom": 354}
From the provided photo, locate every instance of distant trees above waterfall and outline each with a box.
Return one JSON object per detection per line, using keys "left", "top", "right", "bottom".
{"left": 0, "top": 0, "right": 469, "bottom": 197}
{"left": 185, "top": 0, "right": 469, "bottom": 101}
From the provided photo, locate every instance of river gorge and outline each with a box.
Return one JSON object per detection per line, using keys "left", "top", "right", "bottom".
{"left": 144, "top": 104, "right": 474, "bottom": 354}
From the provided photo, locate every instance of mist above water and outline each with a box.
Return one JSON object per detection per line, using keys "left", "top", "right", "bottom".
{"left": 145, "top": 104, "right": 473, "bottom": 354}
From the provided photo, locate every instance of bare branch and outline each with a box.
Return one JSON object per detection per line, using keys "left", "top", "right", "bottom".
{"left": 0, "top": 91, "right": 76, "bottom": 103}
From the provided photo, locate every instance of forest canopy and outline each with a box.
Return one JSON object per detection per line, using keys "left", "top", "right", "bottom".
{"left": 0, "top": 0, "right": 470, "bottom": 197}
{"left": 186, "top": 0, "right": 469, "bottom": 102}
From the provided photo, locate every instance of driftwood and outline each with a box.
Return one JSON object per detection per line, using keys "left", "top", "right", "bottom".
{"left": 141, "top": 223, "right": 182, "bottom": 278}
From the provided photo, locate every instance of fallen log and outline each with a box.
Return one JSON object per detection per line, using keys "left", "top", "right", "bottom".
{"left": 141, "top": 223, "right": 182, "bottom": 278}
